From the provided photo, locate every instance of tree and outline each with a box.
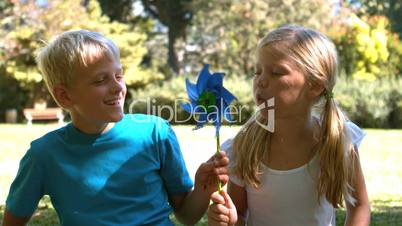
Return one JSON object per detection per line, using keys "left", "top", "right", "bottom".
{"left": 184, "top": 0, "right": 334, "bottom": 77}
{"left": 98, "top": 0, "right": 194, "bottom": 74}
{"left": 348, "top": 0, "right": 402, "bottom": 37}
{"left": 329, "top": 13, "right": 400, "bottom": 80}
{"left": 141, "top": 0, "right": 193, "bottom": 74}
{"left": 0, "top": 0, "right": 161, "bottom": 109}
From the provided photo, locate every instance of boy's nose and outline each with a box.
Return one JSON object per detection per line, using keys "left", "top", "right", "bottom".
{"left": 111, "top": 79, "right": 125, "bottom": 93}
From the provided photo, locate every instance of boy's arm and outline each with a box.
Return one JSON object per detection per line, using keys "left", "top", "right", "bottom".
{"left": 344, "top": 147, "right": 370, "bottom": 226}
{"left": 169, "top": 187, "right": 210, "bottom": 225}
{"left": 169, "top": 152, "right": 229, "bottom": 225}
{"left": 2, "top": 209, "right": 31, "bottom": 226}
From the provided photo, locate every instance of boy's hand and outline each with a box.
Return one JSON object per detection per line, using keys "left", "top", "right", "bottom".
{"left": 194, "top": 151, "right": 229, "bottom": 194}
{"left": 208, "top": 190, "right": 237, "bottom": 226}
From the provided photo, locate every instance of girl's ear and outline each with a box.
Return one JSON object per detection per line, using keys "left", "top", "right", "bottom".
{"left": 53, "top": 85, "right": 73, "bottom": 108}
{"left": 308, "top": 81, "right": 325, "bottom": 99}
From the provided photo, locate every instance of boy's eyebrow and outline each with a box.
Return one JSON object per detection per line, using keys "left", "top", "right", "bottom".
{"left": 94, "top": 66, "right": 123, "bottom": 76}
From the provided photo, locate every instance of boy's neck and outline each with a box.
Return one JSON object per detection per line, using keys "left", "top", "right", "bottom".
{"left": 72, "top": 120, "right": 115, "bottom": 135}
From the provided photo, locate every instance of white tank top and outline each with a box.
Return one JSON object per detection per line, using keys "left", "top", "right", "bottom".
{"left": 222, "top": 121, "right": 365, "bottom": 226}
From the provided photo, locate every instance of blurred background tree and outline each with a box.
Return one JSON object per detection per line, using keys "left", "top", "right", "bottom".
{"left": 98, "top": 0, "right": 194, "bottom": 75}
{"left": 0, "top": 0, "right": 401, "bottom": 127}
{"left": 185, "top": 0, "right": 333, "bottom": 78}
{"left": 0, "top": 0, "right": 161, "bottom": 116}
{"left": 348, "top": 0, "right": 402, "bottom": 37}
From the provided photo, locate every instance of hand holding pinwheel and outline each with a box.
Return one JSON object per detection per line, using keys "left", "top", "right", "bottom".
{"left": 181, "top": 64, "right": 237, "bottom": 191}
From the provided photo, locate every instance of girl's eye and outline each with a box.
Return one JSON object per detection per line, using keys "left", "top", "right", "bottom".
{"left": 254, "top": 68, "right": 262, "bottom": 76}
{"left": 272, "top": 71, "right": 282, "bottom": 76}
{"left": 271, "top": 68, "right": 285, "bottom": 76}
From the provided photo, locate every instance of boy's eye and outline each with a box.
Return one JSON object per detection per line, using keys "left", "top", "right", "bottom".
{"left": 93, "top": 78, "right": 105, "bottom": 84}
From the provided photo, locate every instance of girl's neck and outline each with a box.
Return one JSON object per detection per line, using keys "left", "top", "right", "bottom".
{"left": 271, "top": 112, "right": 316, "bottom": 145}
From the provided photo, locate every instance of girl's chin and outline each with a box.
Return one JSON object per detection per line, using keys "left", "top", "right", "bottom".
{"left": 257, "top": 109, "right": 269, "bottom": 119}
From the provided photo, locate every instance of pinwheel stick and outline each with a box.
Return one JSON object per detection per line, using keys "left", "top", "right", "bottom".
{"left": 216, "top": 131, "right": 222, "bottom": 192}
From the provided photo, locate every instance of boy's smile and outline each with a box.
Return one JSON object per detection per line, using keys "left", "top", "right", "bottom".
{"left": 66, "top": 54, "right": 126, "bottom": 134}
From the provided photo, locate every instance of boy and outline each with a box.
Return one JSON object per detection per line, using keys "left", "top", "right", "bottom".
{"left": 2, "top": 30, "right": 229, "bottom": 226}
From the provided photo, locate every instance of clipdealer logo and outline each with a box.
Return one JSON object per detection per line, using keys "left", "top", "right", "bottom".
{"left": 254, "top": 97, "right": 275, "bottom": 132}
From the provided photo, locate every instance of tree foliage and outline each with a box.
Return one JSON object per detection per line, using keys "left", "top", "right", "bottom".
{"left": 141, "top": 0, "right": 193, "bottom": 74}
{"left": 329, "top": 13, "right": 400, "bottom": 80}
{"left": 349, "top": 0, "right": 402, "bottom": 37}
{"left": 0, "top": 0, "right": 161, "bottom": 107}
{"left": 184, "top": 0, "right": 334, "bottom": 78}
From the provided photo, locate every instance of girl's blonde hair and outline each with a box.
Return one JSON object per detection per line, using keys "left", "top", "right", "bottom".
{"left": 36, "top": 30, "right": 120, "bottom": 106}
{"left": 231, "top": 25, "right": 357, "bottom": 208}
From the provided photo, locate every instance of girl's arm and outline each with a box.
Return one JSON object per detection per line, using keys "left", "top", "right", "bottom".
{"left": 2, "top": 208, "right": 31, "bottom": 226}
{"left": 227, "top": 181, "right": 248, "bottom": 226}
{"left": 344, "top": 147, "right": 371, "bottom": 226}
{"left": 208, "top": 180, "right": 246, "bottom": 226}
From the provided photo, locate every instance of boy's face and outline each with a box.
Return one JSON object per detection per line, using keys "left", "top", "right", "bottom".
{"left": 67, "top": 54, "right": 126, "bottom": 132}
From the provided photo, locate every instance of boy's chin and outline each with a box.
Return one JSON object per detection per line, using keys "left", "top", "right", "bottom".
{"left": 109, "top": 112, "right": 125, "bottom": 122}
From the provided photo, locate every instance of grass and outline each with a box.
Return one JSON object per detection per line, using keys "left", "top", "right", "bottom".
{"left": 0, "top": 124, "right": 401, "bottom": 225}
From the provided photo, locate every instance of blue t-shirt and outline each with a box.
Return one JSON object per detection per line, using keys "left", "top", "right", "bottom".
{"left": 6, "top": 114, "right": 193, "bottom": 226}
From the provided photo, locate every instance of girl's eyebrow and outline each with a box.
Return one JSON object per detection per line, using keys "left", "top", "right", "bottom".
{"left": 270, "top": 61, "right": 293, "bottom": 71}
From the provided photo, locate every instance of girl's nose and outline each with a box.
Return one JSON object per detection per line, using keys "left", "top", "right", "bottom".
{"left": 256, "top": 75, "right": 268, "bottom": 88}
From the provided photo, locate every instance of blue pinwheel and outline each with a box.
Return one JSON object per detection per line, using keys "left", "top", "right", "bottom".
{"left": 181, "top": 64, "right": 237, "bottom": 134}
{"left": 181, "top": 64, "right": 237, "bottom": 191}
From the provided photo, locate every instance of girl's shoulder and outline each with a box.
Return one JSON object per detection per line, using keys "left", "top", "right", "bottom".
{"left": 344, "top": 121, "right": 366, "bottom": 148}
{"left": 220, "top": 138, "right": 234, "bottom": 152}
{"left": 314, "top": 114, "right": 365, "bottom": 149}
{"left": 220, "top": 138, "right": 236, "bottom": 167}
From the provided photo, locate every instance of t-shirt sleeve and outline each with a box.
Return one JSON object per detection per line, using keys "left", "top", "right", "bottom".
{"left": 5, "top": 144, "right": 45, "bottom": 217}
{"left": 220, "top": 139, "right": 245, "bottom": 187}
{"left": 159, "top": 122, "right": 193, "bottom": 195}
{"left": 345, "top": 121, "right": 366, "bottom": 149}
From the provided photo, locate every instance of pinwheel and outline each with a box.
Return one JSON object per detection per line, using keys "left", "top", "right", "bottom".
{"left": 181, "top": 64, "right": 237, "bottom": 191}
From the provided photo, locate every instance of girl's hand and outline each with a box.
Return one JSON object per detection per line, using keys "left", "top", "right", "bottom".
{"left": 194, "top": 151, "right": 229, "bottom": 194}
{"left": 208, "top": 190, "right": 238, "bottom": 226}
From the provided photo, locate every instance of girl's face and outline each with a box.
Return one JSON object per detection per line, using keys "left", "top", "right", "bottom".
{"left": 253, "top": 44, "right": 314, "bottom": 120}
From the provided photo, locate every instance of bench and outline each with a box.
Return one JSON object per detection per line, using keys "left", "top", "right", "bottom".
{"left": 23, "top": 108, "right": 64, "bottom": 126}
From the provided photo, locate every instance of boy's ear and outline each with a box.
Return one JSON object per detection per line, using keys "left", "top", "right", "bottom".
{"left": 308, "top": 81, "right": 325, "bottom": 99}
{"left": 53, "top": 85, "right": 73, "bottom": 108}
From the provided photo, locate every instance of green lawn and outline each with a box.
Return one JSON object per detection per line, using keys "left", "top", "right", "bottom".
{"left": 0, "top": 124, "right": 401, "bottom": 225}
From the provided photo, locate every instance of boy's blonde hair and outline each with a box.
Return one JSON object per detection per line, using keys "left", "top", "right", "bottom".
{"left": 232, "top": 25, "right": 357, "bottom": 208}
{"left": 36, "top": 30, "right": 120, "bottom": 106}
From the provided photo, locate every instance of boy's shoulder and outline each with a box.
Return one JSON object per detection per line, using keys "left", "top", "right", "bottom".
{"left": 123, "top": 114, "right": 171, "bottom": 136}
{"left": 125, "top": 113, "right": 166, "bottom": 124}
{"left": 26, "top": 125, "right": 67, "bottom": 159}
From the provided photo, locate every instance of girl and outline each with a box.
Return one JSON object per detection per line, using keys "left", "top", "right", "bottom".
{"left": 208, "top": 25, "right": 370, "bottom": 226}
